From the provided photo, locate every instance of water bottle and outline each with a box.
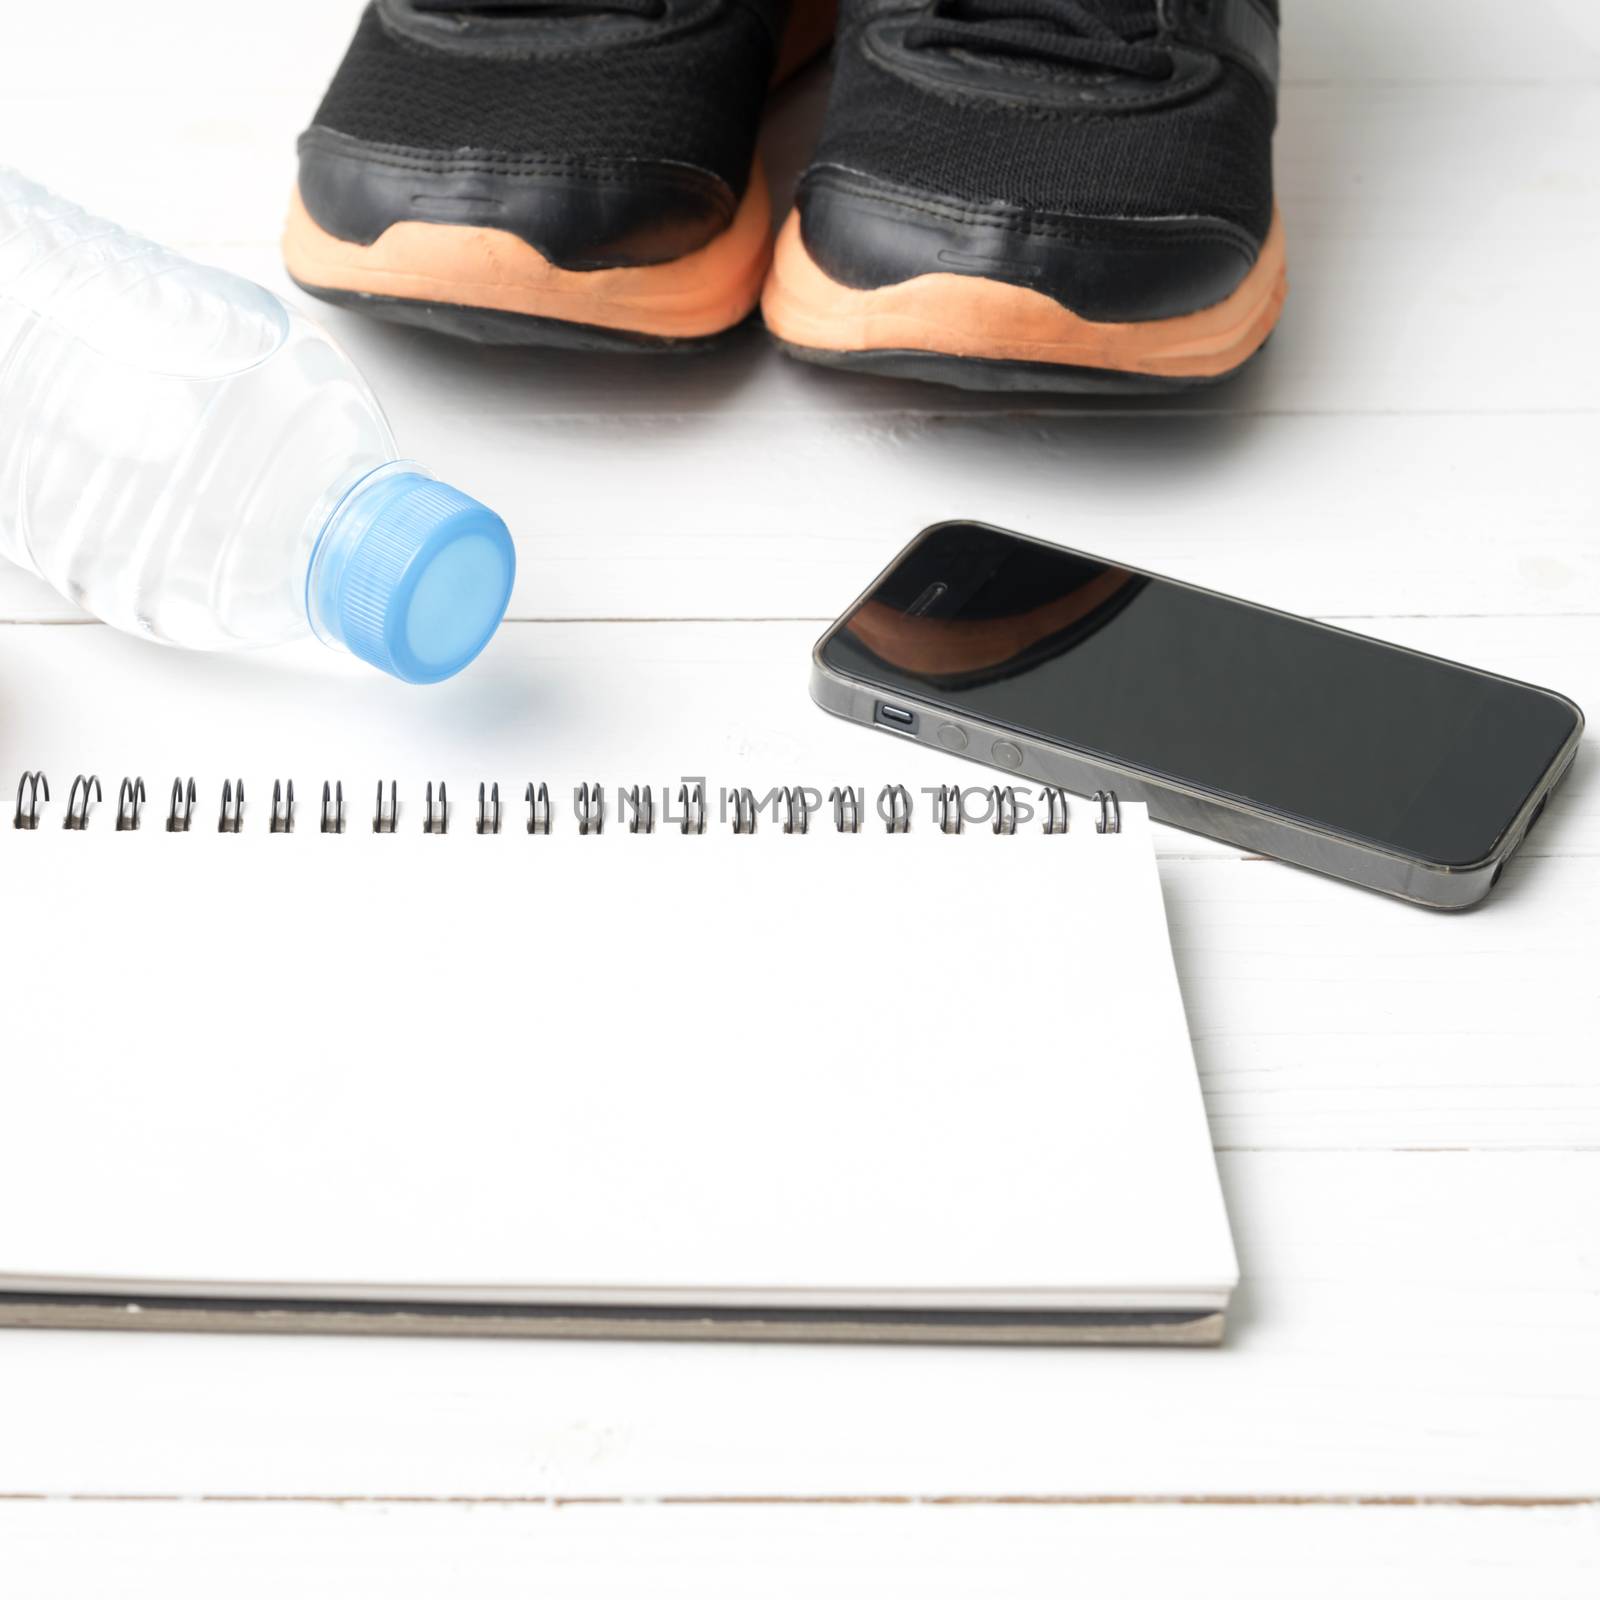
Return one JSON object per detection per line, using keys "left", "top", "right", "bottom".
{"left": 0, "top": 169, "right": 515, "bottom": 684}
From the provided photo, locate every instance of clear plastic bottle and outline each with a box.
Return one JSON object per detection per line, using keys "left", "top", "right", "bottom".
{"left": 0, "top": 169, "right": 515, "bottom": 684}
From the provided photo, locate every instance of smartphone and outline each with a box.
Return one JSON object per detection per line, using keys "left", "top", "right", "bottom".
{"left": 811, "top": 522, "right": 1583, "bottom": 908}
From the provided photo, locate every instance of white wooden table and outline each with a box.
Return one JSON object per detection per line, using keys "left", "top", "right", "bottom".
{"left": 3, "top": 2, "right": 1597, "bottom": 1591}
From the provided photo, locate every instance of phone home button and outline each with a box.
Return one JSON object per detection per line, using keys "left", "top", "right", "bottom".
{"left": 991, "top": 740, "right": 1024, "bottom": 771}
{"left": 936, "top": 723, "right": 969, "bottom": 753}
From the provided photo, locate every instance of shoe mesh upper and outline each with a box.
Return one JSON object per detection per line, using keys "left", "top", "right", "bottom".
{"left": 309, "top": 3, "right": 776, "bottom": 191}
{"left": 810, "top": 5, "right": 1276, "bottom": 243}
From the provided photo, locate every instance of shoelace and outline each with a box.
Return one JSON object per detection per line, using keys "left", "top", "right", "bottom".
{"left": 411, "top": 0, "right": 667, "bottom": 18}
{"left": 904, "top": 0, "right": 1172, "bottom": 78}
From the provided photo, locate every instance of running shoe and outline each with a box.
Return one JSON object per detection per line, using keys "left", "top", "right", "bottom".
{"left": 285, "top": 0, "right": 833, "bottom": 350}
{"left": 762, "top": 0, "right": 1285, "bottom": 389}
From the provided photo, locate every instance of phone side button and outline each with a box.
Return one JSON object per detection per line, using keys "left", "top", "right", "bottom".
{"left": 937, "top": 723, "right": 969, "bottom": 753}
{"left": 991, "top": 740, "right": 1024, "bottom": 770}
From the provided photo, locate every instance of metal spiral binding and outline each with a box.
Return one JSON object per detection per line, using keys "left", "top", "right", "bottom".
{"left": 991, "top": 786, "right": 1019, "bottom": 836}
{"left": 1093, "top": 790, "right": 1121, "bottom": 835}
{"left": 478, "top": 782, "right": 502, "bottom": 835}
{"left": 218, "top": 779, "right": 245, "bottom": 834}
{"left": 64, "top": 774, "right": 100, "bottom": 830}
{"left": 8, "top": 774, "right": 1122, "bottom": 839}
{"left": 526, "top": 782, "right": 551, "bottom": 835}
{"left": 780, "top": 786, "right": 810, "bottom": 835}
{"left": 880, "top": 783, "right": 911, "bottom": 834}
{"left": 14, "top": 771, "right": 48, "bottom": 830}
{"left": 622, "top": 784, "right": 654, "bottom": 835}
{"left": 167, "top": 778, "right": 195, "bottom": 833}
{"left": 373, "top": 780, "right": 398, "bottom": 834}
{"left": 831, "top": 786, "right": 862, "bottom": 834}
{"left": 422, "top": 782, "right": 449, "bottom": 835}
{"left": 321, "top": 781, "right": 346, "bottom": 835}
{"left": 116, "top": 778, "right": 146, "bottom": 831}
{"left": 269, "top": 779, "right": 295, "bottom": 834}
{"left": 576, "top": 782, "right": 604, "bottom": 835}
{"left": 678, "top": 781, "right": 706, "bottom": 835}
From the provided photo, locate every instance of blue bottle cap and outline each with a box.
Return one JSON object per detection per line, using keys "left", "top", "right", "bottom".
{"left": 311, "top": 471, "right": 515, "bottom": 684}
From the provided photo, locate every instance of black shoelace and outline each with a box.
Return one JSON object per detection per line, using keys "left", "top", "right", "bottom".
{"left": 904, "top": 0, "right": 1172, "bottom": 78}
{"left": 411, "top": 0, "right": 666, "bottom": 18}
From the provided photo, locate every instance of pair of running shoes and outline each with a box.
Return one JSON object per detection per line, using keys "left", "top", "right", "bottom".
{"left": 284, "top": 0, "right": 1284, "bottom": 393}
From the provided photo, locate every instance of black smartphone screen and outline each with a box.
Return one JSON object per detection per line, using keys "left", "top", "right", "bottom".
{"left": 821, "top": 523, "right": 1580, "bottom": 866}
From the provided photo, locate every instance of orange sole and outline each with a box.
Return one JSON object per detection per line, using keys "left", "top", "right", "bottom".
{"left": 761, "top": 207, "right": 1288, "bottom": 381}
{"left": 282, "top": 164, "right": 773, "bottom": 344}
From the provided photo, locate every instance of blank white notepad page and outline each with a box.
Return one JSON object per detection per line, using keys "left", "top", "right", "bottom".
{"left": 0, "top": 794, "right": 1235, "bottom": 1312}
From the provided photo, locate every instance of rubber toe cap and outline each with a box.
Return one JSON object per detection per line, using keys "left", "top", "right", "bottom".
{"left": 796, "top": 168, "right": 1262, "bottom": 323}
{"left": 297, "top": 125, "right": 738, "bottom": 269}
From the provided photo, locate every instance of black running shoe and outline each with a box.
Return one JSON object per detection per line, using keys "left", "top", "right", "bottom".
{"left": 285, "top": 0, "right": 834, "bottom": 351}
{"left": 763, "top": 0, "right": 1284, "bottom": 389}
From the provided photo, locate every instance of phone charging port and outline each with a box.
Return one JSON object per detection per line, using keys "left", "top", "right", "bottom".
{"left": 877, "top": 703, "right": 917, "bottom": 732}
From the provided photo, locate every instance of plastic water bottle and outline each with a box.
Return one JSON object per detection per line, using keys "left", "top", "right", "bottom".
{"left": 0, "top": 169, "right": 515, "bottom": 684}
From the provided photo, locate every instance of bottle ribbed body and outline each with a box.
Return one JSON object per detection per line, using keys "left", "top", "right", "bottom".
{"left": 0, "top": 168, "right": 397, "bottom": 649}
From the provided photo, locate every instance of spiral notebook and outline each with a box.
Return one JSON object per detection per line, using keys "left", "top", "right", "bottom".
{"left": 0, "top": 775, "right": 1236, "bottom": 1346}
